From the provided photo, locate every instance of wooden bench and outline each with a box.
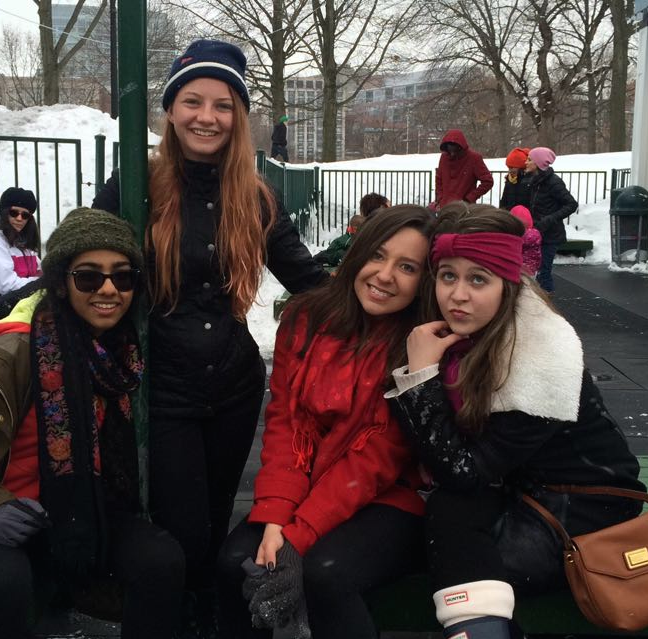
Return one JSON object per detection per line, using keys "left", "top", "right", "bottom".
{"left": 557, "top": 239, "right": 594, "bottom": 258}
{"left": 367, "top": 455, "right": 648, "bottom": 637}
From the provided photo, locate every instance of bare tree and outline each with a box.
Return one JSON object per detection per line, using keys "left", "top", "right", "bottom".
{"left": 0, "top": 27, "right": 43, "bottom": 108}
{"left": 166, "top": 0, "right": 315, "bottom": 125}
{"left": 306, "top": 0, "right": 423, "bottom": 160}
{"left": 607, "top": 0, "right": 635, "bottom": 151}
{"left": 556, "top": 0, "right": 611, "bottom": 152}
{"left": 420, "top": 0, "right": 612, "bottom": 151}
{"left": 32, "top": 0, "right": 107, "bottom": 105}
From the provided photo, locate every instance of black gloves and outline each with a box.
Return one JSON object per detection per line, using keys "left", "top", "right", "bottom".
{"left": 0, "top": 497, "right": 51, "bottom": 547}
{"left": 241, "top": 541, "right": 311, "bottom": 638}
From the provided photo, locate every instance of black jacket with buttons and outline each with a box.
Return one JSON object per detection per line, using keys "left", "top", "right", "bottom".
{"left": 92, "top": 161, "right": 326, "bottom": 417}
{"left": 528, "top": 167, "right": 578, "bottom": 244}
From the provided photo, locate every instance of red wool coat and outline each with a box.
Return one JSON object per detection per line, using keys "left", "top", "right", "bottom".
{"left": 434, "top": 129, "right": 494, "bottom": 208}
{"left": 248, "top": 314, "right": 425, "bottom": 555}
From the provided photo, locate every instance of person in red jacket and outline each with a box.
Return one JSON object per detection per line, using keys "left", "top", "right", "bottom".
{"left": 431, "top": 129, "right": 494, "bottom": 210}
{"left": 217, "top": 206, "right": 436, "bottom": 639}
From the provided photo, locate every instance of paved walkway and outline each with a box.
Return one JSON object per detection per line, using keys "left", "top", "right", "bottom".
{"left": 33, "top": 264, "right": 648, "bottom": 638}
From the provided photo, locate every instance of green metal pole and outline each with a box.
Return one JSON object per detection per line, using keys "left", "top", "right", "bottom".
{"left": 117, "top": 0, "right": 149, "bottom": 510}
{"left": 94, "top": 134, "right": 106, "bottom": 196}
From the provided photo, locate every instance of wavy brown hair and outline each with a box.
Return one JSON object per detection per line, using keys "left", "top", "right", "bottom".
{"left": 432, "top": 202, "right": 553, "bottom": 433}
{"left": 284, "top": 205, "right": 438, "bottom": 376}
{"left": 147, "top": 88, "right": 276, "bottom": 319}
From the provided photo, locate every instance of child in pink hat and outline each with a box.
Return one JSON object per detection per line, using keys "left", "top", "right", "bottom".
{"left": 510, "top": 205, "right": 541, "bottom": 275}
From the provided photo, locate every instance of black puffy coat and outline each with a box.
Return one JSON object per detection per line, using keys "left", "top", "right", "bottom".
{"left": 528, "top": 168, "right": 578, "bottom": 244}
{"left": 499, "top": 170, "right": 531, "bottom": 210}
{"left": 92, "top": 161, "right": 326, "bottom": 417}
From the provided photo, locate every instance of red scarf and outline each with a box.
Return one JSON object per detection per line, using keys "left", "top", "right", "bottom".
{"left": 286, "top": 316, "right": 391, "bottom": 475}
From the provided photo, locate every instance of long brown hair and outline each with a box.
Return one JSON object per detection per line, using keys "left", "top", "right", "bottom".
{"left": 147, "top": 88, "right": 276, "bottom": 319}
{"left": 432, "top": 203, "right": 553, "bottom": 432}
{"left": 285, "top": 205, "right": 438, "bottom": 375}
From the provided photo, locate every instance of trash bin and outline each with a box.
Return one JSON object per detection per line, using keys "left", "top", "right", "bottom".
{"left": 609, "top": 185, "right": 648, "bottom": 264}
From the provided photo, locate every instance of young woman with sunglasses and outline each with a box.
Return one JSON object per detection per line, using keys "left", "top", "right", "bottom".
{"left": 92, "top": 39, "right": 326, "bottom": 634}
{"left": 0, "top": 187, "right": 42, "bottom": 295}
{"left": 387, "top": 204, "right": 643, "bottom": 639}
{"left": 0, "top": 207, "right": 185, "bottom": 639}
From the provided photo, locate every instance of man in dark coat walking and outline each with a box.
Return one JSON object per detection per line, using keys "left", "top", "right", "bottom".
{"left": 271, "top": 115, "right": 289, "bottom": 162}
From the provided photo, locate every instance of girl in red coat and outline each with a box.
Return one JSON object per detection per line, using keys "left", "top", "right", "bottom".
{"left": 217, "top": 206, "right": 436, "bottom": 639}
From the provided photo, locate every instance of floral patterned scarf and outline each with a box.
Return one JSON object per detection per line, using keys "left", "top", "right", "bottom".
{"left": 30, "top": 299, "right": 143, "bottom": 581}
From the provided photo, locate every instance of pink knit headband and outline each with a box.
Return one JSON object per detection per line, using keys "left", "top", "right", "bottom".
{"left": 431, "top": 232, "right": 523, "bottom": 282}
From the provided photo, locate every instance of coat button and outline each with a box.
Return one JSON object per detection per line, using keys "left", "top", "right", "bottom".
{"left": 206, "top": 364, "right": 214, "bottom": 373}
{"left": 206, "top": 202, "right": 214, "bottom": 210}
{"left": 203, "top": 282, "right": 211, "bottom": 289}
{"left": 207, "top": 243, "right": 215, "bottom": 252}
{"left": 204, "top": 323, "right": 212, "bottom": 330}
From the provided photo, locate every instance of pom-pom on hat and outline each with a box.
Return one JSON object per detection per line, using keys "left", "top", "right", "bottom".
{"left": 510, "top": 205, "right": 533, "bottom": 229}
{"left": 42, "top": 207, "right": 144, "bottom": 275}
{"left": 162, "top": 39, "right": 250, "bottom": 112}
{"left": 528, "top": 147, "right": 556, "bottom": 171}
{"left": 0, "top": 187, "right": 37, "bottom": 214}
{"left": 505, "top": 147, "right": 530, "bottom": 169}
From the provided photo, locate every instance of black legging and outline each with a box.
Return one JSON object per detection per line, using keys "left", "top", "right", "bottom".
{"left": 426, "top": 486, "right": 641, "bottom": 596}
{"left": 149, "top": 368, "right": 266, "bottom": 590}
{"left": 0, "top": 511, "right": 185, "bottom": 639}
{"left": 217, "top": 503, "right": 425, "bottom": 639}
{"left": 426, "top": 487, "right": 568, "bottom": 596}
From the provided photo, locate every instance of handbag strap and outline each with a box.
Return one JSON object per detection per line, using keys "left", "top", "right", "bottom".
{"left": 522, "top": 485, "right": 648, "bottom": 551}
{"left": 521, "top": 494, "right": 574, "bottom": 550}
{"left": 545, "top": 484, "right": 648, "bottom": 503}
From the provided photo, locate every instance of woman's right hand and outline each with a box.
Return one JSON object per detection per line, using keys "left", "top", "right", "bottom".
{"left": 0, "top": 497, "right": 50, "bottom": 547}
{"left": 255, "top": 523, "right": 285, "bottom": 570}
{"left": 407, "top": 321, "right": 465, "bottom": 373}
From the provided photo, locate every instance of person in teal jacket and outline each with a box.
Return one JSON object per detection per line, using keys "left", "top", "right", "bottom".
{"left": 314, "top": 193, "right": 391, "bottom": 267}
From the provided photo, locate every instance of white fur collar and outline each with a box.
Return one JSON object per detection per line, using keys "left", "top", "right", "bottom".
{"left": 490, "top": 283, "right": 583, "bottom": 421}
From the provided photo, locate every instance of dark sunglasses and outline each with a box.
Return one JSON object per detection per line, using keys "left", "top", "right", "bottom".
{"left": 67, "top": 269, "right": 140, "bottom": 293}
{"left": 9, "top": 210, "right": 33, "bottom": 221}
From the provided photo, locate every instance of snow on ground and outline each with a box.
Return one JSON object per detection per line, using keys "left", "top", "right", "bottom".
{"left": 1, "top": 104, "right": 646, "bottom": 358}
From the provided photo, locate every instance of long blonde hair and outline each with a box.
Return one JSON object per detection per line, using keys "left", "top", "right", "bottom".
{"left": 147, "top": 89, "right": 277, "bottom": 320}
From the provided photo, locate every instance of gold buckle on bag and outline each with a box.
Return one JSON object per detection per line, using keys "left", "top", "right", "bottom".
{"left": 624, "top": 547, "right": 648, "bottom": 570}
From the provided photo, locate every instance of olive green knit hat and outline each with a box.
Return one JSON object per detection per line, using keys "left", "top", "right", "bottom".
{"left": 42, "top": 207, "right": 144, "bottom": 274}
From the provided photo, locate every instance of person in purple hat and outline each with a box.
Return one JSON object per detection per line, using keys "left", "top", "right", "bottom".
{"left": 0, "top": 187, "right": 41, "bottom": 295}
{"left": 525, "top": 147, "right": 578, "bottom": 293}
{"left": 93, "top": 39, "right": 326, "bottom": 635}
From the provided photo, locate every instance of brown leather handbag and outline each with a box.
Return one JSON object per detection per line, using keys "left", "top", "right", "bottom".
{"left": 522, "top": 485, "right": 648, "bottom": 632}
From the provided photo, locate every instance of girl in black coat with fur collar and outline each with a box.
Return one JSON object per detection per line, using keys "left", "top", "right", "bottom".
{"left": 387, "top": 204, "right": 642, "bottom": 639}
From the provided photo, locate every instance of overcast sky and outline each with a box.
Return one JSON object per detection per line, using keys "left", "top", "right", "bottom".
{"left": 0, "top": 1, "right": 39, "bottom": 34}
{"left": 0, "top": 1, "right": 104, "bottom": 35}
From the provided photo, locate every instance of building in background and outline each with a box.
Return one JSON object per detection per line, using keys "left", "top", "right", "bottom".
{"left": 48, "top": 3, "right": 176, "bottom": 120}
{"left": 285, "top": 75, "right": 346, "bottom": 162}
{"left": 345, "top": 69, "right": 452, "bottom": 158}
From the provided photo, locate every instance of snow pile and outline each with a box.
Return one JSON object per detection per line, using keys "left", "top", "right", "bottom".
{"left": 0, "top": 104, "right": 159, "bottom": 239}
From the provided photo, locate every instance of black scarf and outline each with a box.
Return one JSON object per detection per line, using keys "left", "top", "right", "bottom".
{"left": 30, "top": 298, "right": 143, "bottom": 582}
